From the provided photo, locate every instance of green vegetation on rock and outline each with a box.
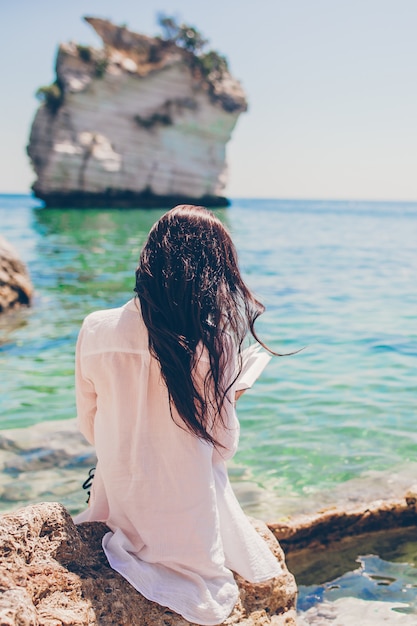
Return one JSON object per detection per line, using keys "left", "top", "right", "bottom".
{"left": 157, "top": 14, "right": 229, "bottom": 80}
{"left": 76, "top": 44, "right": 93, "bottom": 63}
{"left": 36, "top": 81, "right": 64, "bottom": 114}
{"left": 94, "top": 57, "right": 109, "bottom": 78}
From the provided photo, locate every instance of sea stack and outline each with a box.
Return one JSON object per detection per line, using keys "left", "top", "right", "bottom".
{"left": 27, "top": 16, "right": 248, "bottom": 208}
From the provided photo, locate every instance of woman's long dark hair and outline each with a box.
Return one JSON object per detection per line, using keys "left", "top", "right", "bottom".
{"left": 134, "top": 205, "right": 266, "bottom": 446}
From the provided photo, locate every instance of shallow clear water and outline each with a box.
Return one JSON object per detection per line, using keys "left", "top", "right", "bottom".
{"left": 292, "top": 527, "right": 417, "bottom": 613}
{"left": 1, "top": 194, "right": 417, "bottom": 620}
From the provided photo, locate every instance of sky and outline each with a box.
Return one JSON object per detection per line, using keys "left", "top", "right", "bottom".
{"left": 1, "top": 0, "right": 416, "bottom": 201}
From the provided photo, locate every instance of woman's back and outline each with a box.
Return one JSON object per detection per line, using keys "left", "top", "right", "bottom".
{"left": 74, "top": 206, "right": 282, "bottom": 625}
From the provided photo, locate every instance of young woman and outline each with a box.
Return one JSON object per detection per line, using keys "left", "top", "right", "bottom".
{"left": 74, "top": 205, "right": 282, "bottom": 625}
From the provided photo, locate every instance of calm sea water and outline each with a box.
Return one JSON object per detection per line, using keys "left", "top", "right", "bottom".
{"left": 1, "top": 194, "right": 417, "bottom": 620}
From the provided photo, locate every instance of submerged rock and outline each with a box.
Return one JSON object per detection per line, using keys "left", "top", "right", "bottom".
{"left": 27, "top": 17, "right": 248, "bottom": 208}
{"left": 0, "top": 235, "right": 33, "bottom": 313}
{"left": 0, "top": 502, "right": 297, "bottom": 625}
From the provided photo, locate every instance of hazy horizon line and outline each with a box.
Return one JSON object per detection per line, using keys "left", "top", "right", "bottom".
{"left": 1, "top": 191, "right": 416, "bottom": 205}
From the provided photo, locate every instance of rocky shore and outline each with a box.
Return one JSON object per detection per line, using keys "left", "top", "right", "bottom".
{"left": 2, "top": 472, "right": 417, "bottom": 625}
{"left": 2, "top": 494, "right": 417, "bottom": 625}
{"left": 0, "top": 502, "right": 297, "bottom": 625}
{"left": 2, "top": 419, "right": 417, "bottom": 624}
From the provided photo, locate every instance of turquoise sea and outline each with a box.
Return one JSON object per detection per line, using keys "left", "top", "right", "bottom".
{"left": 1, "top": 194, "right": 417, "bottom": 622}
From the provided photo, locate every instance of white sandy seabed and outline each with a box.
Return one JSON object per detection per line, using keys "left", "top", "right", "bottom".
{"left": 1, "top": 419, "right": 417, "bottom": 625}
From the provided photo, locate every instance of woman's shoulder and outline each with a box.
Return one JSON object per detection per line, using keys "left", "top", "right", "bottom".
{"left": 82, "top": 303, "right": 124, "bottom": 329}
{"left": 79, "top": 298, "right": 148, "bottom": 353}
{"left": 79, "top": 300, "right": 141, "bottom": 342}
{"left": 82, "top": 298, "right": 138, "bottom": 327}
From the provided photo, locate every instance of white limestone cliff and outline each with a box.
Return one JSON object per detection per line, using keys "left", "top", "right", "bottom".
{"left": 27, "top": 17, "right": 248, "bottom": 208}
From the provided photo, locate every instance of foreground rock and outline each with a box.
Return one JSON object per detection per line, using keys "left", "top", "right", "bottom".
{"left": 0, "top": 502, "right": 297, "bottom": 625}
{"left": 27, "top": 16, "right": 248, "bottom": 208}
{"left": 0, "top": 235, "right": 33, "bottom": 313}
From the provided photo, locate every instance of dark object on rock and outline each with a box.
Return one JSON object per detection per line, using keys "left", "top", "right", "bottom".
{"left": 0, "top": 502, "right": 297, "bottom": 625}
{"left": 0, "top": 235, "right": 33, "bottom": 313}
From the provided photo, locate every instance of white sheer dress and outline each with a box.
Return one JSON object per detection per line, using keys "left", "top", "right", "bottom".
{"left": 74, "top": 299, "right": 282, "bottom": 625}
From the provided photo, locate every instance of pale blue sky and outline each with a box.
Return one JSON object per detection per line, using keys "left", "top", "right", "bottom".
{"left": 1, "top": 0, "right": 416, "bottom": 200}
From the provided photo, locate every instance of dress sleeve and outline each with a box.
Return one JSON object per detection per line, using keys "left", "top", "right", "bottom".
{"left": 75, "top": 323, "right": 97, "bottom": 446}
